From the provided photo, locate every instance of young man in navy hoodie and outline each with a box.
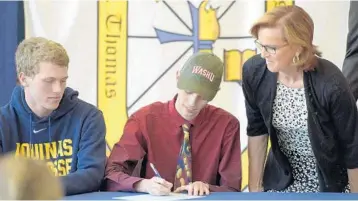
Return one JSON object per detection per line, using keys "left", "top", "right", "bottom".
{"left": 0, "top": 37, "right": 107, "bottom": 196}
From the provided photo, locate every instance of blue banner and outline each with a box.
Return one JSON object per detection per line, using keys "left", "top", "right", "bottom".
{"left": 0, "top": 1, "right": 25, "bottom": 106}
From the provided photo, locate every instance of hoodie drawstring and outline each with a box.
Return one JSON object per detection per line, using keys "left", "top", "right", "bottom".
{"left": 29, "top": 114, "right": 33, "bottom": 153}
{"left": 29, "top": 115, "right": 53, "bottom": 159}
{"left": 48, "top": 117, "right": 52, "bottom": 142}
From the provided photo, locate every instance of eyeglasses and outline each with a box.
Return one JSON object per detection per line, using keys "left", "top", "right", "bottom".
{"left": 254, "top": 40, "right": 288, "bottom": 55}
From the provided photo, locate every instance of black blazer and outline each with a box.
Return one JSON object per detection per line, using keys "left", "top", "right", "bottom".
{"left": 242, "top": 54, "right": 358, "bottom": 192}
{"left": 343, "top": 1, "right": 358, "bottom": 101}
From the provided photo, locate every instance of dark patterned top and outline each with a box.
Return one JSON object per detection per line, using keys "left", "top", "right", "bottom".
{"left": 268, "top": 81, "right": 349, "bottom": 193}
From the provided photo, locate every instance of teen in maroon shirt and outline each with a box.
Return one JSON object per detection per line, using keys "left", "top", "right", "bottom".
{"left": 104, "top": 52, "right": 242, "bottom": 196}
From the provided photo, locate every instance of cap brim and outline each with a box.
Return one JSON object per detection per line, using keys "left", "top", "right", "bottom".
{"left": 177, "top": 79, "right": 216, "bottom": 101}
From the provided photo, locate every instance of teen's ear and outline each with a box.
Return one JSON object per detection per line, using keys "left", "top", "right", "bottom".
{"left": 18, "top": 72, "right": 28, "bottom": 87}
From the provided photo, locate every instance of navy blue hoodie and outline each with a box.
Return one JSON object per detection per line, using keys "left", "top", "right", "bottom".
{"left": 0, "top": 86, "right": 106, "bottom": 195}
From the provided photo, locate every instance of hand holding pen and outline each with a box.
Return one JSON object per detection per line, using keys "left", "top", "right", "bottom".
{"left": 134, "top": 162, "right": 173, "bottom": 196}
{"left": 150, "top": 162, "right": 162, "bottom": 178}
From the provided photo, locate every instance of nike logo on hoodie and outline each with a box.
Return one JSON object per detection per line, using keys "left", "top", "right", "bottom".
{"left": 33, "top": 128, "right": 47, "bottom": 134}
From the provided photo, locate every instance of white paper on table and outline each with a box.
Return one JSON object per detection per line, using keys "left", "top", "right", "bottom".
{"left": 113, "top": 192, "right": 204, "bottom": 201}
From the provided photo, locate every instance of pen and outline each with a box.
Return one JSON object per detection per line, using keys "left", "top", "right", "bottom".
{"left": 150, "top": 162, "right": 162, "bottom": 178}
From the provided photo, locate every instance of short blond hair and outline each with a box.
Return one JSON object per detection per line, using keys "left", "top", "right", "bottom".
{"left": 0, "top": 153, "right": 63, "bottom": 200}
{"left": 15, "top": 37, "right": 69, "bottom": 77}
{"left": 250, "top": 5, "right": 321, "bottom": 70}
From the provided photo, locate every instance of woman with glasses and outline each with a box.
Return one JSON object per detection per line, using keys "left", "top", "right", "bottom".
{"left": 242, "top": 5, "right": 358, "bottom": 193}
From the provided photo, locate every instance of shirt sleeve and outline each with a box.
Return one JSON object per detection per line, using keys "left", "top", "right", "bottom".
{"left": 104, "top": 115, "right": 147, "bottom": 192}
{"left": 208, "top": 118, "right": 242, "bottom": 192}
{"left": 329, "top": 76, "right": 358, "bottom": 169}
{"left": 242, "top": 58, "right": 268, "bottom": 136}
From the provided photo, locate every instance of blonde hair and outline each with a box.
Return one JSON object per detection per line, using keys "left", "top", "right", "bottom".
{"left": 15, "top": 37, "right": 69, "bottom": 77}
{"left": 250, "top": 5, "right": 321, "bottom": 70}
{"left": 0, "top": 153, "right": 63, "bottom": 200}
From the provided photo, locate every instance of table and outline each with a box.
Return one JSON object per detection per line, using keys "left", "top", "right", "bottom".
{"left": 64, "top": 192, "right": 358, "bottom": 200}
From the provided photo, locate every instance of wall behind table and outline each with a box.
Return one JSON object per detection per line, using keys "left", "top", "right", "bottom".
{"left": 24, "top": 0, "right": 98, "bottom": 105}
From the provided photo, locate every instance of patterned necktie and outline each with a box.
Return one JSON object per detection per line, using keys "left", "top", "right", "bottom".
{"left": 174, "top": 123, "right": 192, "bottom": 189}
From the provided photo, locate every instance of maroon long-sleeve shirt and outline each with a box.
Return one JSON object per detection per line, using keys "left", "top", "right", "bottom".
{"left": 104, "top": 96, "right": 242, "bottom": 192}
